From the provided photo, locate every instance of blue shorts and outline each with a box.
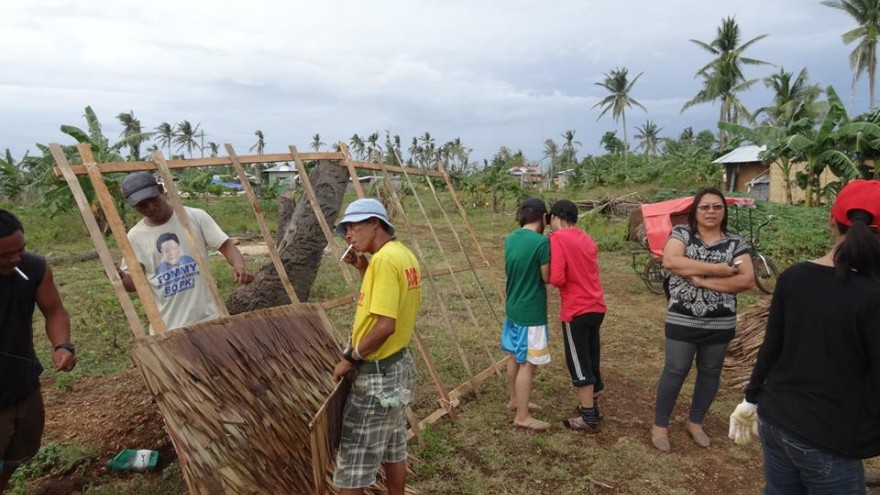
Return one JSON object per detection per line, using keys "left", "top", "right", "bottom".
{"left": 500, "top": 318, "right": 551, "bottom": 365}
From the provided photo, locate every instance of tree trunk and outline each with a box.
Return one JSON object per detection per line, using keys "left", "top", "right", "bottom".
{"left": 225, "top": 160, "right": 349, "bottom": 314}
{"left": 276, "top": 189, "right": 296, "bottom": 246}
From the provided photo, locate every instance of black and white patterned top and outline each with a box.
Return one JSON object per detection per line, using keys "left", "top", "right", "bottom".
{"left": 664, "top": 225, "right": 750, "bottom": 344}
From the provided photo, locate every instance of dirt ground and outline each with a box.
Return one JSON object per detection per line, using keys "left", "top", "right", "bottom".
{"left": 22, "top": 249, "right": 880, "bottom": 494}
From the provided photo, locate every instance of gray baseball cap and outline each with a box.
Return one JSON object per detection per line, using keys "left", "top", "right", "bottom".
{"left": 122, "top": 172, "right": 161, "bottom": 206}
{"left": 335, "top": 198, "right": 395, "bottom": 236}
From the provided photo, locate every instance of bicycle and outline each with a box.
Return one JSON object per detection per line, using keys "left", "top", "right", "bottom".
{"left": 731, "top": 204, "right": 779, "bottom": 295}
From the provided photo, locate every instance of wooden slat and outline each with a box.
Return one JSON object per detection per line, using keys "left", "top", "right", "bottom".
{"left": 437, "top": 160, "right": 506, "bottom": 306}
{"left": 318, "top": 294, "right": 355, "bottom": 311}
{"left": 50, "top": 145, "right": 146, "bottom": 339}
{"left": 74, "top": 144, "right": 168, "bottom": 334}
{"left": 370, "top": 158, "right": 463, "bottom": 419}
{"left": 338, "top": 142, "right": 365, "bottom": 198}
{"left": 53, "top": 152, "right": 344, "bottom": 177}
{"left": 151, "top": 150, "right": 229, "bottom": 317}
{"left": 225, "top": 144, "right": 299, "bottom": 305}
{"left": 289, "top": 146, "right": 358, "bottom": 300}
{"left": 342, "top": 159, "right": 445, "bottom": 178}
{"left": 425, "top": 262, "right": 488, "bottom": 278}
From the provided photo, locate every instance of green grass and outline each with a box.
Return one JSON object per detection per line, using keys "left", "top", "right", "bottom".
{"left": 5, "top": 187, "right": 833, "bottom": 494}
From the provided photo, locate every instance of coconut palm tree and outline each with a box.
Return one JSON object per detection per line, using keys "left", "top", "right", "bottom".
{"left": 366, "top": 132, "right": 380, "bottom": 161}
{"left": 311, "top": 133, "right": 325, "bottom": 151}
{"left": 593, "top": 67, "right": 647, "bottom": 162}
{"left": 116, "top": 111, "right": 152, "bottom": 161}
{"left": 635, "top": 120, "right": 664, "bottom": 159}
{"left": 153, "top": 122, "right": 174, "bottom": 158}
{"left": 823, "top": 0, "right": 880, "bottom": 110}
{"left": 559, "top": 130, "right": 581, "bottom": 166}
{"left": 682, "top": 17, "right": 771, "bottom": 148}
{"left": 349, "top": 134, "right": 366, "bottom": 159}
{"left": 206, "top": 142, "right": 220, "bottom": 158}
{"left": 755, "top": 68, "right": 824, "bottom": 126}
{"left": 173, "top": 120, "right": 201, "bottom": 158}
{"left": 250, "top": 130, "right": 265, "bottom": 155}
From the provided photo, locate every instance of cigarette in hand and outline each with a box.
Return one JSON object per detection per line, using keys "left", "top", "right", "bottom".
{"left": 340, "top": 243, "right": 354, "bottom": 262}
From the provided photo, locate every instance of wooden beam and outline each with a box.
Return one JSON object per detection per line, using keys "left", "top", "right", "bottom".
{"left": 51, "top": 145, "right": 147, "bottom": 339}
{"left": 74, "top": 144, "right": 168, "bottom": 334}
{"left": 342, "top": 159, "right": 445, "bottom": 178}
{"left": 53, "top": 152, "right": 344, "bottom": 177}
{"left": 225, "top": 144, "right": 299, "bottom": 305}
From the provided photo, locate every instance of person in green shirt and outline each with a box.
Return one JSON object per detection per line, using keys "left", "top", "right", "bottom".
{"left": 501, "top": 198, "right": 551, "bottom": 432}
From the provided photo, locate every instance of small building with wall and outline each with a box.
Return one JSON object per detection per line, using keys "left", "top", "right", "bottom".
{"left": 712, "top": 145, "right": 770, "bottom": 195}
{"left": 768, "top": 161, "right": 837, "bottom": 205}
{"left": 508, "top": 166, "right": 544, "bottom": 186}
{"left": 263, "top": 163, "right": 298, "bottom": 185}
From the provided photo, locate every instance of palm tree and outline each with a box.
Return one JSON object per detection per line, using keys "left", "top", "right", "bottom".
{"left": 559, "top": 130, "right": 581, "bottom": 165}
{"left": 635, "top": 120, "right": 664, "bottom": 158}
{"left": 349, "top": 134, "right": 366, "bottom": 159}
{"left": 172, "top": 120, "right": 201, "bottom": 158}
{"left": 206, "top": 142, "right": 220, "bottom": 157}
{"left": 249, "top": 130, "right": 265, "bottom": 155}
{"left": 311, "top": 133, "right": 325, "bottom": 152}
{"left": 154, "top": 122, "right": 174, "bottom": 158}
{"left": 116, "top": 111, "right": 152, "bottom": 161}
{"left": 755, "top": 68, "right": 824, "bottom": 126}
{"left": 249, "top": 130, "right": 266, "bottom": 191}
{"left": 366, "top": 132, "right": 380, "bottom": 161}
{"left": 593, "top": 67, "right": 647, "bottom": 162}
{"left": 682, "top": 17, "right": 771, "bottom": 148}
{"left": 822, "top": 0, "right": 880, "bottom": 110}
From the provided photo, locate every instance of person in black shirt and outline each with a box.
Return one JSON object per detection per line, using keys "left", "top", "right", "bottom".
{"left": 731, "top": 180, "right": 880, "bottom": 494}
{"left": 0, "top": 210, "right": 75, "bottom": 492}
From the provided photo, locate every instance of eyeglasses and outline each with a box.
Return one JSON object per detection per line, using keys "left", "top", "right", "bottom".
{"left": 697, "top": 203, "right": 725, "bottom": 212}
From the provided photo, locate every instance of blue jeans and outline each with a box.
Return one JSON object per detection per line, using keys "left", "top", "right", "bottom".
{"left": 760, "top": 419, "right": 865, "bottom": 495}
{"left": 653, "top": 339, "right": 727, "bottom": 426}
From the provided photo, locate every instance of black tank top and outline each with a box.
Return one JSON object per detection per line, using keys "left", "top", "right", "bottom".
{"left": 0, "top": 253, "right": 46, "bottom": 407}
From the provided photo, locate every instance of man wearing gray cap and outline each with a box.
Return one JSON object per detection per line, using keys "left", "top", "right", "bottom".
{"left": 116, "top": 172, "right": 253, "bottom": 332}
{"left": 331, "top": 198, "right": 421, "bottom": 495}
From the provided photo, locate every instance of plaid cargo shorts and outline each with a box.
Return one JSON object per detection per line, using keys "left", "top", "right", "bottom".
{"left": 333, "top": 351, "right": 417, "bottom": 490}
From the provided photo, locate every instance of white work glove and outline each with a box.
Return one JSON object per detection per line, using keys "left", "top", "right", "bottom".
{"left": 728, "top": 399, "right": 759, "bottom": 445}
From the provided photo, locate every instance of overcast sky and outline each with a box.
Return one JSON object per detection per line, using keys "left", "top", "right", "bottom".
{"left": 0, "top": 1, "right": 868, "bottom": 167}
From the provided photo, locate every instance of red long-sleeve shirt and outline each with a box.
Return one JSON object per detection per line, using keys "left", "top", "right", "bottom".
{"left": 549, "top": 227, "right": 606, "bottom": 322}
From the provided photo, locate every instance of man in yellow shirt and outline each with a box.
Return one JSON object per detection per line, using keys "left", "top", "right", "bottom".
{"left": 332, "top": 198, "right": 421, "bottom": 495}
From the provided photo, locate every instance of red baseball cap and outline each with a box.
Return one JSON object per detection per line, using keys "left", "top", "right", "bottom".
{"left": 831, "top": 179, "right": 880, "bottom": 228}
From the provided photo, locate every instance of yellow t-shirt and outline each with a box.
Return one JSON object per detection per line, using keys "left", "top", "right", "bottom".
{"left": 351, "top": 240, "right": 422, "bottom": 360}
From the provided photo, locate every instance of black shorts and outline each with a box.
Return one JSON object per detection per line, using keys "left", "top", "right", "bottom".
{"left": 0, "top": 387, "right": 45, "bottom": 466}
{"left": 562, "top": 313, "right": 605, "bottom": 389}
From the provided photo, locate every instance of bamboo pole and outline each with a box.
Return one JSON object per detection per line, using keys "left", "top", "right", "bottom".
{"left": 50, "top": 145, "right": 146, "bottom": 339}
{"left": 371, "top": 156, "right": 465, "bottom": 419}
{"left": 75, "top": 144, "right": 168, "bottom": 334}
{"left": 343, "top": 151, "right": 458, "bottom": 422}
{"left": 224, "top": 144, "right": 299, "bottom": 305}
{"left": 437, "top": 160, "right": 506, "bottom": 307}
{"left": 396, "top": 152, "right": 500, "bottom": 376}
{"left": 288, "top": 146, "right": 358, "bottom": 299}
{"left": 151, "top": 150, "right": 229, "bottom": 317}
{"left": 388, "top": 152, "right": 484, "bottom": 379}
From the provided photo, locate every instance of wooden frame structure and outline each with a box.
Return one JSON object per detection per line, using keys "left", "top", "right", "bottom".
{"left": 52, "top": 142, "right": 508, "bottom": 493}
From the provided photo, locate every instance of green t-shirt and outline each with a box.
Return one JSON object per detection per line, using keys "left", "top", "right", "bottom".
{"left": 504, "top": 228, "right": 550, "bottom": 326}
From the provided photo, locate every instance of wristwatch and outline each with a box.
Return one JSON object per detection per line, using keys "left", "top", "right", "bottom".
{"left": 342, "top": 346, "right": 361, "bottom": 364}
{"left": 54, "top": 343, "right": 76, "bottom": 355}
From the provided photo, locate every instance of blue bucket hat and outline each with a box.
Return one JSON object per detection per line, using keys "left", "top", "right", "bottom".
{"left": 335, "top": 198, "right": 396, "bottom": 236}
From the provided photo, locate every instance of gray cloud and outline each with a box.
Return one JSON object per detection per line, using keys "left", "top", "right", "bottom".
{"left": 0, "top": 0, "right": 868, "bottom": 164}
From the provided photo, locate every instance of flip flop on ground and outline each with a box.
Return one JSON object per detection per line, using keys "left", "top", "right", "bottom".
{"left": 515, "top": 420, "right": 550, "bottom": 432}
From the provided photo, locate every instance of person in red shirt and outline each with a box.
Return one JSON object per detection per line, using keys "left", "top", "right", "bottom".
{"left": 548, "top": 200, "right": 607, "bottom": 432}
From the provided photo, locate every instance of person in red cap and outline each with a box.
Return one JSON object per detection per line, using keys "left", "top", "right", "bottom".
{"left": 729, "top": 179, "right": 880, "bottom": 494}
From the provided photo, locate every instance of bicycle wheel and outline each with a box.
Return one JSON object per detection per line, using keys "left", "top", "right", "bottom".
{"left": 753, "top": 254, "right": 779, "bottom": 295}
{"left": 642, "top": 258, "right": 666, "bottom": 295}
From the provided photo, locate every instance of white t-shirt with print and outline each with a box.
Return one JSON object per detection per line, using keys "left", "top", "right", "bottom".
{"left": 121, "top": 206, "right": 229, "bottom": 332}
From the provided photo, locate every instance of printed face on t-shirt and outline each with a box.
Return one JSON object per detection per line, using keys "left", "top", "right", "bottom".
{"left": 160, "top": 239, "right": 182, "bottom": 266}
